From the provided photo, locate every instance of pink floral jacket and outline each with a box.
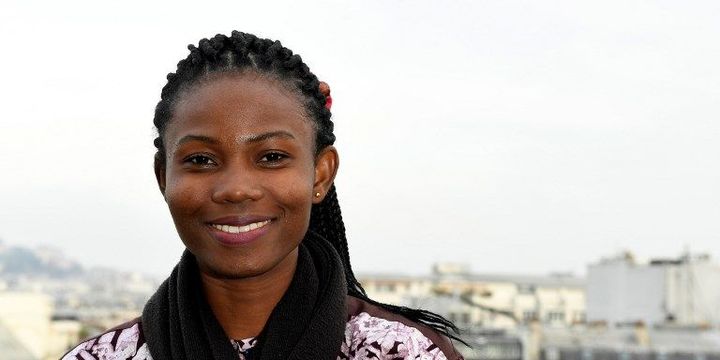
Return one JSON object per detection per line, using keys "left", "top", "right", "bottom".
{"left": 62, "top": 296, "right": 464, "bottom": 360}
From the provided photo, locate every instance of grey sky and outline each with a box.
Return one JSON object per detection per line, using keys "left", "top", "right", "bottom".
{"left": 1, "top": 0, "right": 718, "bottom": 277}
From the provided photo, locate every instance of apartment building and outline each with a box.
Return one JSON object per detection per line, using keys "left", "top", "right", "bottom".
{"left": 359, "top": 263, "right": 586, "bottom": 330}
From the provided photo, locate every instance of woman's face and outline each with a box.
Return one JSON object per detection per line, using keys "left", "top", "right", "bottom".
{"left": 155, "top": 73, "right": 337, "bottom": 279}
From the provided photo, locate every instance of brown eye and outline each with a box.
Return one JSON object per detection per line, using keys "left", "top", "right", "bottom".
{"left": 259, "top": 152, "right": 288, "bottom": 164}
{"left": 184, "top": 154, "right": 217, "bottom": 167}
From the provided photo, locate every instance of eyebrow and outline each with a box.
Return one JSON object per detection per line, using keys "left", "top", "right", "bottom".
{"left": 237, "top": 130, "right": 296, "bottom": 144}
{"left": 175, "top": 131, "right": 296, "bottom": 147}
{"left": 176, "top": 134, "right": 219, "bottom": 147}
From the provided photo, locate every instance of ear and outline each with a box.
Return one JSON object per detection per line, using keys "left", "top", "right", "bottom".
{"left": 154, "top": 153, "right": 167, "bottom": 200}
{"left": 312, "top": 146, "right": 339, "bottom": 204}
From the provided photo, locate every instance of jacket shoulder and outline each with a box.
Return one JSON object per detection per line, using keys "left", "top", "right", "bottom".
{"left": 345, "top": 295, "right": 464, "bottom": 360}
{"left": 60, "top": 318, "right": 150, "bottom": 360}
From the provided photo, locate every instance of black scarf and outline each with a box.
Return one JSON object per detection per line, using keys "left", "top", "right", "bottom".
{"left": 142, "top": 231, "right": 348, "bottom": 360}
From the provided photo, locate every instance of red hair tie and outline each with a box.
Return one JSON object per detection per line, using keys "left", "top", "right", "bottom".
{"left": 319, "top": 81, "right": 332, "bottom": 110}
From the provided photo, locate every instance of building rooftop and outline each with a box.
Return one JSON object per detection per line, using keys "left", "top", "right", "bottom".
{"left": 543, "top": 326, "right": 720, "bottom": 353}
{"left": 358, "top": 272, "right": 586, "bottom": 288}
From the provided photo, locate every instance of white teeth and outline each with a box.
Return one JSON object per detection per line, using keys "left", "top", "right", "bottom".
{"left": 212, "top": 220, "right": 270, "bottom": 234}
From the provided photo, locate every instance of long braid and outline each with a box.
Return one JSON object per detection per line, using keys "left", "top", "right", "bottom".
{"left": 309, "top": 184, "right": 366, "bottom": 296}
{"left": 153, "top": 31, "right": 460, "bottom": 342}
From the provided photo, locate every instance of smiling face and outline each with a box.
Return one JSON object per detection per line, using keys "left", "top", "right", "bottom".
{"left": 155, "top": 73, "right": 338, "bottom": 279}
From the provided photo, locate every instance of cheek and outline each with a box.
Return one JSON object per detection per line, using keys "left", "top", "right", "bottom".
{"left": 271, "top": 169, "right": 315, "bottom": 221}
{"left": 283, "top": 180, "right": 312, "bottom": 209}
{"left": 164, "top": 172, "right": 206, "bottom": 219}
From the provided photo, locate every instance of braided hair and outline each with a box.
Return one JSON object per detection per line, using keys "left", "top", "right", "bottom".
{"left": 152, "top": 31, "right": 460, "bottom": 341}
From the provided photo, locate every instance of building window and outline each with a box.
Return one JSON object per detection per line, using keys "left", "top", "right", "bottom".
{"left": 547, "top": 311, "right": 565, "bottom": 322}
{"left": 449, "top": 312, "right": 471, "bottom": 325}
{"left": 517, "top": 284, "right": 536, "bottom": 294}
{"left": 377, "top": 283, "right": 396, "bottom": 292}
{"left": 523, "top": 310, "right": 537, "bottom": 322}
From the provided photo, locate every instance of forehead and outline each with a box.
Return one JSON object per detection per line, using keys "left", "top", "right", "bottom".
{"left": 166, "top": 73, "right": 314, "bottom": 147}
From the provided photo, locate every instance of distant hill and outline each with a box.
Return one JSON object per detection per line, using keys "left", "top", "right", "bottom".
{"left": 0, "top": 240, "right": 83, "bottom": 278}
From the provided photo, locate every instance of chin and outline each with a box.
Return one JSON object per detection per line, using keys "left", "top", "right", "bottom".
{"left": 197, "top": 258, "right": 267, "bottom": 280}
{"left": 186, "top": 234, "right": 301, "bottom": 281}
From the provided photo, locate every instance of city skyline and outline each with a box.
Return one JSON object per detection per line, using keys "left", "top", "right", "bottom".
{"left": 0, "top": 237, "right": 709, "bottom": 280}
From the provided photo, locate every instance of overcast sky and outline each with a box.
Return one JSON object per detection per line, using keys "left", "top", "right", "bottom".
{"left": 1, "top": 0, "right": 718, "bottom": 277}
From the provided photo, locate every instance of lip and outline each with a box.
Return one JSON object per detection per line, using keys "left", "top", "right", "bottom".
{"left": 206, "top": 215, "right": 275, "bottom": 246}
{"left": 208, "top": 215, "right": 275, "bottom": 226}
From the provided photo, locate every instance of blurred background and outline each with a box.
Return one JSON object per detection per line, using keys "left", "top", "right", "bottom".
{"left": 1, "top": 0, "right": 719, "bottom": 359}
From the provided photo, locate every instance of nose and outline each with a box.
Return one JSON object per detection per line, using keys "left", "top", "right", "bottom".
{"left": 210, "top": 166, "right": 264, "bottom": 204}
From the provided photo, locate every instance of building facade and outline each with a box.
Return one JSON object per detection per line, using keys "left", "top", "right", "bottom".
{"left": 359, "top": 263, "right": 586, "bottom": 330}
{"left": 587, "top": 252, "right": 720, "bottom": 327}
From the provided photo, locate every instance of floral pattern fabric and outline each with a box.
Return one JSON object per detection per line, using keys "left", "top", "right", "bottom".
{"left": 340, "top": 312, "right": 445, "bottom": 359}
{"left": 61, "top": 312, "right": 447, "bottom": 360}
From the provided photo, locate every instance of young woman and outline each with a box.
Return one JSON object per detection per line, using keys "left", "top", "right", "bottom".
{"left": 62, "top": 31, "right": 463, "bottom": 360}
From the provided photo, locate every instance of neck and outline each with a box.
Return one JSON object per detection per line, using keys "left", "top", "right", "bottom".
{"left": 200, "top": 248, "right": 299, "bottom": 340}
